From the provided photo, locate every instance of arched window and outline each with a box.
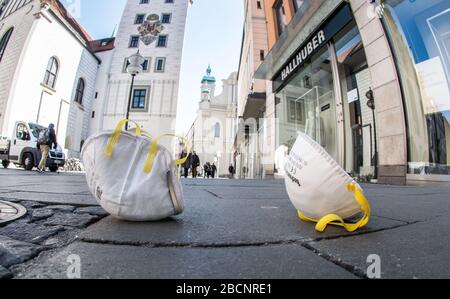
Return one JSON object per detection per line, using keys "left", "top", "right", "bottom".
{"left": 214, "top": 122, "right": 221, "bottom": 138}
{"left": 43, "top": 57, "right": 59, "bottom": 89}
{"left": 0, "top": 27, "right": 13, "bottom": 63}
{"left": 74, "top": 78, "right": 85, "bottom": 105}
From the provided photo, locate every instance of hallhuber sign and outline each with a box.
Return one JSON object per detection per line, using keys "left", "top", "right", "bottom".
{"left": 273, "top": 4, "right": 353, "bottom": 92}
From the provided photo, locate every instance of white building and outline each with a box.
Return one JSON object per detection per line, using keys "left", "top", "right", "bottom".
{"left": 0, "top": 0, "right": 190, "bottom": 162}
{"left": 0, "top": 0, "right": 100, "bottom": 158}
{"left": 94, "top": 0, "right": 190, "bottom": 150}
{"left": 187, "top": 66, "right": 238, "bottom": 177}
{"left": 235, "top": 0, "right": 269, "bottom": 179}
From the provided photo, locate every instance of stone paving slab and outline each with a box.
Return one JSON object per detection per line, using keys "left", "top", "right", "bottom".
{"left": 306, "top": 215, "right": 450, "bottom": 279}
{"left": 79, "top": 195, "right": 405, "bottom": 246}
{"left": 0, "top": 192, "right": 97, "bottom": 206}
{"left": 18, "top": 241, "right": 356, "bottom": 279}
{"left": 1, "top": 184, "right": 90, "bottom": 195}
{"left": 0, "top": 235, "right": 42, "bottom": 268}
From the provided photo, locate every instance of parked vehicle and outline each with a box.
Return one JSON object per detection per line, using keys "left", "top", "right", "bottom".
{"left": 0, "top": 121, "right": 65, "bottom": 172}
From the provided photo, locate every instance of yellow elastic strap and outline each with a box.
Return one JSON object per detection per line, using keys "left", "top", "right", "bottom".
{"left": 104, "top": 119, "right": 142, "bottom": 158}
{"left": 143, "top": 134, "right": 191, "bottom": 174}
{"left": 298, "top": 183, "right": 371, "bottom": 233}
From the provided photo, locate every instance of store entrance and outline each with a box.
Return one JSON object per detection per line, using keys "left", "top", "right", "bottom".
{"left": 274, "top": 20, "right": 376, "bottom": 180}
{"left": 334, "top": 22, "right": 376, "bottom": 179}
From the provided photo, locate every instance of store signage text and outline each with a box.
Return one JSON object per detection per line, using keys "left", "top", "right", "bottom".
{"left": 281, "top": 30, "right": 326, "bottom": 81}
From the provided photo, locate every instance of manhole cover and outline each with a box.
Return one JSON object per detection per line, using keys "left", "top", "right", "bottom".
{"left": 0, "top": 201, "right": 27, "bottom": 224}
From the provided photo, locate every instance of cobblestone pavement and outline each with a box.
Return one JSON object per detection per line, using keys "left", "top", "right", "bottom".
{"left": 1, "top": 168, "right": 450, "bottom": 279}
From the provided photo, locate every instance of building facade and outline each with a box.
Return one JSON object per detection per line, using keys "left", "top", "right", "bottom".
{"left": 94, "top": 0, "right": 190, "bottom": 151}
{"left": 235, "top": 0, "right": 270, "bottom": 179}
{"left": 188, "top": 66, "right": 238, "bottom": 177}
{"left": 252, "top": 0, "right": 450, "bottom": 185}
{"left": 0, "top": 0, "right": 100, "bottom": 158}
{"left": 0, "top": 0, "right": 191, "bottom": 163}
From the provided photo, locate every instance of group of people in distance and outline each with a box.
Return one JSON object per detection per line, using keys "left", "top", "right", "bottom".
{"left": 178, "top": 150, "right": 224, "bottom": 179}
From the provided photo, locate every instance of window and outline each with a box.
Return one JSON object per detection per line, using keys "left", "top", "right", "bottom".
{"left": 135, "top": 14, "right": 145, "bottom": 24}
{"left": 155, "top": 57, "right": 166, "bottom": 72}
{"left": 16, "top": 123, "right": 30, "bottom": 141}
{"left": 383, "top": 0, "right": 450, "bottom": 175}
{"left": 292, "top": 0, "right": 305, "bottom": 13}
{"left": 161, "top": 13, "right": 171, "bottom": 24}
{"left": 157, "top": 35, "right": 167, "bottom": 47}
{"left": 129, "top": 36, "right": 139, "bottom": 48}
{"left": 43, "top": 57, "right": 59, "bottom": 89}
{"left": 0, "top": 27, "right": 13, "bottom": 63}
{"left": 132, "top": 89, "right": 147, "bottom": 109}
{"left": 257, "top": 1, "right": 262, "bottom": 9}
{"left": 165, "top": 0, "right": 174, "bottom": 3}
{"left": 74, "top": 78, "right": 85, "bottom": 105}
{"left": 214, "top": 123, "right": 221, "bottom": 138}
{"left": 140, "top": 0, "right": 149, "bottom": 3}
{"left": 260, "top": 50, "right": 265, "bottom": 61}
{"left": 274, "top": 0, "right": 287, "bottom": 36}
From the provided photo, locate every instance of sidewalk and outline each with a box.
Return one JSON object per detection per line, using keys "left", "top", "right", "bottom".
{"left": 1, "top": 169, "right": 450, "bottom": 279}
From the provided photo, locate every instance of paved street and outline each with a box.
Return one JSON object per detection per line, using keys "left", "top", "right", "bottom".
{"left": 1, "top": 168, "right": 450, "bottom": 279}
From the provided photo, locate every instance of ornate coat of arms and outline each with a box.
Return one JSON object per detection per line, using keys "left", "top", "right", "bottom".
{"left": 137, "top": 14, "right": 165, "bottom": 46}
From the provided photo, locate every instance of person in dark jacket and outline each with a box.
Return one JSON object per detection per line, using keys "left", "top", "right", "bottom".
{"left": 180, "top": 151, "right": 190, "bottom": 178}
{"left": 211, "top": 163, "right": 217, "bottom": 178}
{"left": 228, "top": 164, "right": 235, "bottom": 179}
{"left": 190, "top": 152, "right": 200, "bottom": 178}
{"left": 37, "top": 123, "right": 57, "bottom": 173}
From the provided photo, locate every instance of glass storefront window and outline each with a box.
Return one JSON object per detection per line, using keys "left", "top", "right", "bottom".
{"left": 275, "top": 46, "right": 338, "bottom": 162}
{"left": 274, "top": 19, "right": 374, "bottom": 179}
{"left": 384, "top": 0, "right": 450, "bottom": 176}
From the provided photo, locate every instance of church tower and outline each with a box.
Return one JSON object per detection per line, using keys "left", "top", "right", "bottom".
{"left": 200, "top": 65, "right": 216, "bottom": 102}
{"left": 98, "top": 0, "right": 190, "bottom": 149}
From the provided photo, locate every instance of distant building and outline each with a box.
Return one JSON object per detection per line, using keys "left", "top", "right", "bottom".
{"left": 235, "top": 0, "right": 270, "bottom": 179}
{"left": 187, "top": 66, "right": 238, "bottom": 177}
{"left": 0, "top": 0, "right": 191, "bottom": 161}
{"left": 0, "top": 0, "right": 101, "bottom": 158}
{"left": 93, "top": 0, "right": 190, "bottom": 151}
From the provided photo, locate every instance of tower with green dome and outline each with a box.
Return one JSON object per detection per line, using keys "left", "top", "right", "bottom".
{"left": 200, "top": 65, "right": 216, "bottom": 102}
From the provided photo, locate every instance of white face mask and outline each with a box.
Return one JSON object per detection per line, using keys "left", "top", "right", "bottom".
{"left": 284, "top": 132, "right": 370, "bottom": 232}
{"left": 81, "top": 120, "right": 185, "bottom": 221}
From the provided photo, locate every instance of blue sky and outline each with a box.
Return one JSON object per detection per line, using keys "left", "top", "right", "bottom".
{"left": 60, "top": 0, "right": 244, "bottom": 134}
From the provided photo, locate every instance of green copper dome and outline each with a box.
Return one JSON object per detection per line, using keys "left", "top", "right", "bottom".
{"left": 201, "top": 64, "right": 216, "bottom": 83}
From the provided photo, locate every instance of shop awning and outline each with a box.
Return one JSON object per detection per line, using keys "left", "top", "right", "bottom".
{"left": 242, "top": 92, "right": 266, "bottom": 119}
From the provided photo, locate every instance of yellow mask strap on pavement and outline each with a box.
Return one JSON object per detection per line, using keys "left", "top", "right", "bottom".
{"left": 104, "top": 119, "right": 142, "bottom": 158}
{"left": 298, "top": 183, "right": 371, "bottom": 233}
{"left": 143, "top": 134, "right": 191, "bottom": 174}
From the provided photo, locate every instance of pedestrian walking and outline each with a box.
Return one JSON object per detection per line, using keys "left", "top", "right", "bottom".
{"left": 203, "top": 163, "right": 209, "bottom": 179}
{"left": 205, "top": 162, "right": 212, "bottom": 178}
{"left": 180, "top": 150, "right": 190, "bottom": 178}
{"left": 211, "top": 163, "right": 217, "bottom": 178}
{"left": 228, "top": 164, "right": 235, "bottom": 179}
{"left": 37, "top": 123, "right": 57, "bottom": 173}
{"left": 190, "top": 151, "right": 200, "bottom": 178}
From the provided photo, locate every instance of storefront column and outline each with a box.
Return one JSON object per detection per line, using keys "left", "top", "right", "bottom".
{"left": 264, "top": 80, "right": 276, "bottom": 178}
{"left": 349, "top": 0, "right": 408, "bottom": 185}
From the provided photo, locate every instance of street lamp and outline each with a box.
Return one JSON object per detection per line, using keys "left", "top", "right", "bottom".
{"left": 366, "top": 88, "right": 378, "bottom": 180}
{"left": 125, "top": 50, "right": 145, "bottom": 130}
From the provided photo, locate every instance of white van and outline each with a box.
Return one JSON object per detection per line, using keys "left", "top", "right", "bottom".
{"left": 0, "top": 121, "right": 66, "bottom": 172}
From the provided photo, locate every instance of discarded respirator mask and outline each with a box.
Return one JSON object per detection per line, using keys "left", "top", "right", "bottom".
{"left": 81, "top": 119, "right": 188, "bottom": 221}
{"left": 284, "top": 132, "right": 371, "bottom": 232}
